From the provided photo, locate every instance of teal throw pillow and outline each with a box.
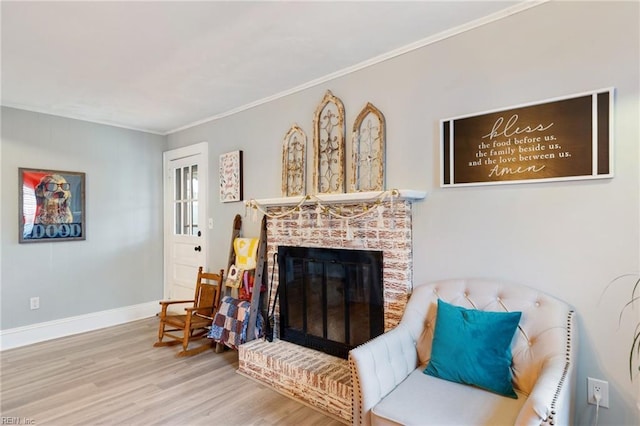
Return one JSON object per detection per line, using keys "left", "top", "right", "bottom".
{"left": 423, "top": 299, "right": 522, "bottom": 398}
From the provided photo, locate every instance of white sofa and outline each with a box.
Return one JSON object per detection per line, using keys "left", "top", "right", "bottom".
{"left": 349, "top": 279, "right": 576, "bottom": 426}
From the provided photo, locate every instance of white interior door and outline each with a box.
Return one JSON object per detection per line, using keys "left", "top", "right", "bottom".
{"left": 163, "top": 142, "right": 209, "bottom": 300}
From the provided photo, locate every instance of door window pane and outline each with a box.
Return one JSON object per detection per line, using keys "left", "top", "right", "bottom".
{"left": 182, "top": 202, "right": 189, "bottom": 235}
{"left": 175, "top": 168, "right": 182, "bottom": 201}
{"left": 191, "top": 201, "right": 199, "bottom": 235}
{"left": 191, "top": 165, "right": 198, "bottom": 199}
{"left": 175, "top": 202, "right": 182, "bottom": 234}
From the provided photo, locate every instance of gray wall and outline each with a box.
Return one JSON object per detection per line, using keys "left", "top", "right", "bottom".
{"left": 0, "top": 1, "right": 637, "bottom": 424}
{"left": 168, "top": 2, "right": 640, "bottom": 424}
{"left": 1, "top": 107, "right": 165, "bottom": 328}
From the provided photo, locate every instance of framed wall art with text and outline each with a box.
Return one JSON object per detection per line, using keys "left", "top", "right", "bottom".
{"left": 441, "top": 88, "right": 614, "bottom": 187}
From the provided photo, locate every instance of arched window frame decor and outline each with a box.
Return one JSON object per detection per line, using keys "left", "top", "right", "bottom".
{"left": 351, "top": 102, "right": 386, "bottom": 192}
{"left": 313, "top": 90, "right": 346, "bottom": 194}
{"left": 281, "top": 124, "right": 307, "bottom": 197}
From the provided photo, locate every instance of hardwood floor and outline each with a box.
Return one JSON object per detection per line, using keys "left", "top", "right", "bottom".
{"left": 0, "top": 318, "right": 345, "bottom": 425}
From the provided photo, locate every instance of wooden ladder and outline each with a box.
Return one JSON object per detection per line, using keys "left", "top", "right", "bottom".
{"left": 222, "top": 214, "right": 268, "bottom": 344}
{"left": 246, "top": 215, "right": 267, "bottom": 342}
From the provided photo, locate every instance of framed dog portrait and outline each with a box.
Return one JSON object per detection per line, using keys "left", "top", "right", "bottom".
{"left": 18, "top": 168, "right": 86, "bottom": 243}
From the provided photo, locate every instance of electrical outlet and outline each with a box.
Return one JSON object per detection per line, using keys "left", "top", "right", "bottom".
{"left": 587, "top": 377, "right": 609, "bottom": 408}
{"left": 30, "top": 296, "right": 40, "bottom": 310}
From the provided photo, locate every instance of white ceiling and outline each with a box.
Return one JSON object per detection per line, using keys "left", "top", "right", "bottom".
{"left": 1, "top": 1, "right": 527, "bottom": 135}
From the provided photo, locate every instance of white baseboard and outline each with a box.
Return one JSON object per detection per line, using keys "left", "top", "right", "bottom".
{"left": 0, "top": 301, "right": 159, "bottom": 351}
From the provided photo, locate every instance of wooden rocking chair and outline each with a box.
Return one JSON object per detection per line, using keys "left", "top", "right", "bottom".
{"left": 154, "top": 267, "right": 224, "bottom": 357}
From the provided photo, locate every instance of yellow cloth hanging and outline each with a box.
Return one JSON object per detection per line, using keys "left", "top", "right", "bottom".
{"left": 234, "top": 237, "right": 259, "bottom": 270}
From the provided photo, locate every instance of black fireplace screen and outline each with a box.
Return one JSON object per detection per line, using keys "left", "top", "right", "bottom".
{"left": 278, "top": 246, "right": 384, "bottom": 359}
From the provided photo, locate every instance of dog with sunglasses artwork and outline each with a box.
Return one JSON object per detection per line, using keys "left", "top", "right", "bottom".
{"left": 34, "top": 174, "right": 74, "bottom": 225}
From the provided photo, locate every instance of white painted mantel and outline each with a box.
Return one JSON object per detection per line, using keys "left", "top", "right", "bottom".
{"left": 245, "top": 189, "right": 427, "bottom": 207}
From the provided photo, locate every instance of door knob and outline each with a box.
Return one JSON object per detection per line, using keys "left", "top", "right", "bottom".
{"left": 194, "top": 246, "right": 202, "bottom": 252}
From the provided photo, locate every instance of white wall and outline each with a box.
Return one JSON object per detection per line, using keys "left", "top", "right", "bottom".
{"left": 168, "top": 2, "right": 640, "bottom": 424}
{"left": 1, "top": 108, "right": 166, "bottom": 331}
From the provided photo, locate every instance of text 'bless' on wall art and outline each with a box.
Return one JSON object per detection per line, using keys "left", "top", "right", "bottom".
{"left": 441, "top": 88, "right": 614, "bottom": 187}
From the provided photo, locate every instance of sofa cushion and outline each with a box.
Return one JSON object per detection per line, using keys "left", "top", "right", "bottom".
{"left": 424, "top": 299, "right": 521, "bottom": 398}
{"left": 371, "top": 369, "right": 527, "bottom": 426}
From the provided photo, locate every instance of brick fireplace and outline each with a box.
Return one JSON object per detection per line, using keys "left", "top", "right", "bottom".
{"left": 237, "top": 190, "right": 425, "bottom": 423}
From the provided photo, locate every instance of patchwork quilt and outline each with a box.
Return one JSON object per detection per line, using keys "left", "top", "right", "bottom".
{"left": 208, "top": 296, "right": 263, "bottom": 349}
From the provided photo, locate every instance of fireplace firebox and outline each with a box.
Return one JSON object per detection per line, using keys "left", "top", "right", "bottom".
{"left": 277, "top": 246, "right": 384, "bottom": 359}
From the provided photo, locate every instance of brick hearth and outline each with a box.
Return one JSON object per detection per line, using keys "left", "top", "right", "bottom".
{"left": 238, "top": 339, "right": 351, "bottom": 422}
{"left": 238, "top": 193, "right": 422, "bottom": 422}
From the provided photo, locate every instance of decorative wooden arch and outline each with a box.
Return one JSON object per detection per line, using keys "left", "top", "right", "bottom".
{"left": 313, "top": 90, "right": 346, "bottom": 194}
{"left": 281, "top": 124, "right": 307, "bottom": 197}
{"left": 351, "top": 102, "right": 386, "bottom": 192}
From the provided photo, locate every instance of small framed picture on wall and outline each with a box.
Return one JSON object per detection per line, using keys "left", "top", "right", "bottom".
{"left": 219, "top": 150, "right": 243, "bottom": 203}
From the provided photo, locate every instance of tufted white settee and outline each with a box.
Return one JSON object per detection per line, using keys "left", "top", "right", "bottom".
{"left": 349, "top": 279, "right": 576, "bottom": 426}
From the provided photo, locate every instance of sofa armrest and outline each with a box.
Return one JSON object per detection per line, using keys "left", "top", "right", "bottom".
{"left": 515, "top": 355, "right": 573, "bottom": 425}
{"left": 516, "top": 309, "right": 577, "bottom": 426}
{"left": 349, "top": 324, "right": 419, "bottom": 426}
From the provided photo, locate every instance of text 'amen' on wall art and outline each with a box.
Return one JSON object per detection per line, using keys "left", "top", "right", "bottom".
{"left": 441, "top": 88, "right": 614, "bottom": 187}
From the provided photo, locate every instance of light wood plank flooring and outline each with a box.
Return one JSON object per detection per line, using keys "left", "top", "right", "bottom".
{"left": 0, "top": 318, "right": 344, "bottom": 425}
